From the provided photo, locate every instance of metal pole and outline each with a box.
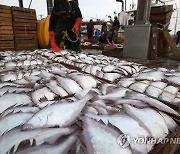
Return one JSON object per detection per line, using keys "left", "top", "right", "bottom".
{"left": 18, "top": 0, "right": 24, "bottom": 7}
{"left": 136, "top": 0, "right": 151, "bottom": 24}
{"left": 174, "top": 3, "right": 179, "bottom": 36}
{"left": 46, "top": 0, "right": 53, "bottom": 15}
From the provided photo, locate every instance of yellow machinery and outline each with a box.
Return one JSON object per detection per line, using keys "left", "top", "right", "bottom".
{"left": 37, "top": 15, "right": 66, "bottom": 49}
{"left": 37, "top": 15, "right": 50, "bottom": 48}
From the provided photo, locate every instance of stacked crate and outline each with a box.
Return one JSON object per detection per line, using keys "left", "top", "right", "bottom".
{"left": 11, "top": 6, "right": 38, "bottom": 51}
{"left": 0, "top": 5, "right": 14, "bottom": 51}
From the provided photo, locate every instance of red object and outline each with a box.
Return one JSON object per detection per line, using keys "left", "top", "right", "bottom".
{"left": 72, "top": 17, "right": 82, "bottom": 34}
{"left": 49, "top": 31, "right": 61, "bottom": 52}
{"left": 106, "top": 39, "right": 112, "bottom": 45}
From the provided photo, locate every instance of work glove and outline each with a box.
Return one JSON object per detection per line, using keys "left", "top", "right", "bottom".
{"left": 107, "top": 39, "right": 112, "bottom": 45}
{"left": 49, "top": 31, "right": 61, "bottom": 52}
{"left": 72, "top": 17, "right": 82, "bottom": 34}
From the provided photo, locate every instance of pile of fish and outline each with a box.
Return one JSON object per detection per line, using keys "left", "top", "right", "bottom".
{"left": 0, "top": 49, "right": 179, "bottom": 154}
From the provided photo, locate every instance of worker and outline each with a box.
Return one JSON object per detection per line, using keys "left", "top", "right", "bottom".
{"left": 49, "top": 0, "right": 82, "bottom": 52}
{"left": 101, "top": 22, "right": 107, "bottom": 35}
{"left": 87, "top": 19, "right": 94, "bottom": 41}
{"left": 113, "top": 16, "right": 120, "bottom": 30}
{"left": 99, "top": 26, "right": 119, "bottom": 45}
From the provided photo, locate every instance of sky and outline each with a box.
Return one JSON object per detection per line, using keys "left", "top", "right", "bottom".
{"left": 0, "top": 0, "right": 180, "bottom": 33}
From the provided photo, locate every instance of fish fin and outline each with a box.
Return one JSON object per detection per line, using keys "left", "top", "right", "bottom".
{"left": 13, "top": 143, "right": 20, "bottom": 153}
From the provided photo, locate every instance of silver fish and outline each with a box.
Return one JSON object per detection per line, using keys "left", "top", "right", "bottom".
{"left": 46, "top": 80, "right": 68, "bottom": 97}
{"left": 0, "top": 126, "right": 77, "bottom": 154}
{"left": 16, "top": 134, "right": 78, "bottom": 154}
{"left": 0, "top": 93, "right": 32, "bottom": 114}
{"left": 0, "top": 113, "right": 33, "bottom": 136}
{"left": 85, "top": 113, "right": 152, "bottom": 153}
{"left": 31, "top": 87, "right": 56, "bottom": 104}
{"left": 56, "top": 76, "right": 82, "bottom": 95}
{"left": 123, "top": 104, "right": 169, "bottom": 138}
{"left": 82, "top": 117, "right": 132, "bottom": 154}
{"left": 0, "top": 106, "right": 39, "bottom": 118}
{"left": 22, "top": 93, "right": 93, "bottom": 130}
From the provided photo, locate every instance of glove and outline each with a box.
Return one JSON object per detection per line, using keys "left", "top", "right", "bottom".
{"left": 107, "top": 39, "right": 112, "bottom": 45}
{"left": 112, "top": 40, "right": 115, "bottom": 45}
{"left": 49, "top": 31, "right": 61, "bottom": 52}
{"left": 72, "top": 17, "right": 82, "bottom": 34}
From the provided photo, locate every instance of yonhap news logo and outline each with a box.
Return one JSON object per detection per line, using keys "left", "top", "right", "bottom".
{"left": 117, "top": 133, "right": 180, "bottom": 148}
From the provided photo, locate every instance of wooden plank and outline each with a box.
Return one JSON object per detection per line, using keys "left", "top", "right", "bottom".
{"left": 0, "top": 40, "right": 14, "bottom": 45}
{"left": 151, "top": 5, "right": 173, "bottom": 15}
{"left": 11, "top": 6, "right": 35, "bottom": 13}
{"left": 14, "top": 30, "right": 37, "bottom": 34}
{"left": 12, "top": 11, "right": 36, "bottom": 17}
{"left": 163, "top": 29, "right": 180, "bottom": 60}
{"left": 0, "top": 17, "right": 12, "bottom": 22}
{"left": 0, "top": 26, "right": 13, "bottom": 31}
{"left": 13, "top": 18, "right": 37, "bottom": 23}
{"left": 0, "top": 13, "right": 12, "bottom": 18}
{"left": 0, "top": 35, "right": 14, "bottom": 40}
{"left": 13, "top": 22, "right": 37, "bottom": 27}
{"left": 14, "top": 39, "right": 37, "bottom": 44}
{"left": 14, "top": 36, "right": 38, "bottom": 40}
{"left": 0, "top": 21, "right": 12, "bottom": 26}
{"left": 12, "top": 13, "right": 36, "bottom": 20}
{"left": 14, "top": 26, "right": 36, "bottom": 31}
{"left": 0, "top": 43, "right": 14, "bottom": 48}
{"left": 14, "top": 33, "right": 37, "bottom": 38}
{"left": 0, "top": 48, "right": 15, "bottom": 51}
{"left": 0, "top": 30, "right": 13, "bottom": 35}
{"left": 0, "top": 5, "right": 11, "bottom": 10}
{"left": 0, "top": 9, "right": 11, "bottom": 14}
{"left": 150, "top": 11, "right": 172, "bottom": 24}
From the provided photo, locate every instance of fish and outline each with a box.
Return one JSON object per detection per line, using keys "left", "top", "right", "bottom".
{"left": 0, "top": 113, "right": 33, "bottom": 136}
{"left": 118, "top": 78, "right": 135, "bottom": 88}
{"left": 159, "top": 111, "right": 178, "bottom": 133}
{"left": 56, "top": 76, "right": 82, "bottom": 95}
{"left": 102, "top": 65, "right": 116, "bottom": 72}
{"left": 159, "top": 86, "right": 179, "bottom": 103}
{"left": 0, "top": 93, "right": 32, "bottom": 114}
{"left": 129, "top": 81, "right": 150, "bottom": 93}
{"left": 46, "top": 80, "right": 68, "bottom": 97}
{"left": 135, "top": 71, "right": 165, "bottom": 81}
{"left": 69, "top": 75, "right": 97, "bottom": 89}
{"left": 103, "top": 73, "right": 121, "bottom": 82}
{"left": 0, "top": 106, "right": 39, "bottom": 118}
{"left": 129, "top": 95, "right": 179, "bottom": 116}
{"left": 31, "top": 87, "right": 56, "bottom": 104}
{"left": 145, "top": 81, "right": 167, "bottom": 98}
{"left": 16, "top": 133, "right": 78, "bottom": 154}
{"left": 82, "top": 117, "right": 132, "bottom": 154}
{"left": 123, "top": 105, "right": 169, "bottom": 138}
{"left": 99, "top": 83, "right": 117, "bottom": 95}
{"left": 0, "top": 126, "right": 78, "bottom": 154}
{"left": 22, "top": 92, "right": 94, "bottom": 130}
{"left": 85, "top": 113, "right": 152, "bottom": 153}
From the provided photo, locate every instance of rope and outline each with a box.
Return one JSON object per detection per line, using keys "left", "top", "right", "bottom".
{"left": 64, "top": 31, "right": 79, "bottom": 43}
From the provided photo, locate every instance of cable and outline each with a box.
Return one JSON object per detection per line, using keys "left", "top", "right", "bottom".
{"left": 29, "top": 0, "right": 33, "bottom": 8}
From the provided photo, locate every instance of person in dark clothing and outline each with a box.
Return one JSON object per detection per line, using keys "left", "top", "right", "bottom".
{"left": 87, "top": 19, "right": 94, "bottom": 41}
{"left": 101, "top": 22, "right": 107, "bottom": 35}
{"left": 99, "top": 26, "right": 119, "bottom": 45}
{"left": 49, "top": 0, "right": 82, "bottom": 52}
{"left": 176, "top": 31, "right": 180, "bottom": 45}
{"left": 113, "top": 16, "right": 120, "bottom": 30}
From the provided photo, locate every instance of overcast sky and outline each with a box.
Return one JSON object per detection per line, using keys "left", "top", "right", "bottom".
{"left": 0, "top": 0, "right": 180, "bottom": 33}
